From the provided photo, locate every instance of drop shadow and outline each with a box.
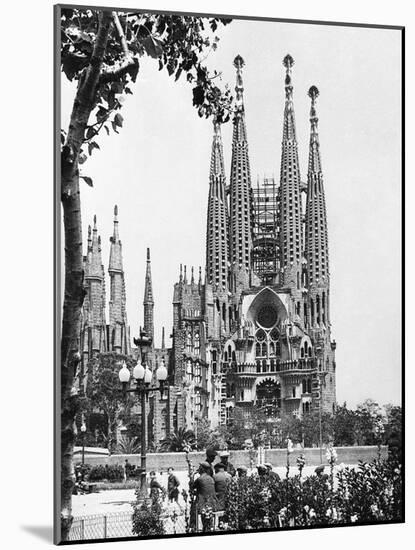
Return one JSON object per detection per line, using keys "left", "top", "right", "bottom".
{"left": 21, "top": 525, "right": 53, "bottom": 543}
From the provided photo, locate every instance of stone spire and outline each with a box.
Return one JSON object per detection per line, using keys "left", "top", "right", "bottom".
{"left": 305, "top": 86, "right": 330, "bottom": 327}
{"left": 229, "top": 55, "right": 253, "bottom": 291}
{"left": 143, "top": 247, "right": 154, "bottom": 344}
{"left": 83, "top": 215, "right": 107, "bottom": 354}
{"left": 279, "top": 55, "right": 303, "bottom": 291}
{"left": 108, "top": 205, "right": 130, "bottom": 354}
{"left": 109, "top": 205, "right": 122, "bottom": 272}
{"left": 206, "top": 119, "right": 229, "bottom": 292}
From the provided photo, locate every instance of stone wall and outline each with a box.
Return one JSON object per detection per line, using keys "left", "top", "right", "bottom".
{"left": 81, "top": 445, "right": 387, "bottom": 471}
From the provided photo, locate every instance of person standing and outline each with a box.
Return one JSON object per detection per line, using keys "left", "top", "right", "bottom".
{"left": 213, "top": 463, "right": 232, "bottom": 510}
{"left": 218, "top": 451, "right": 236, "bottom": 477}
{"left": 264, "top": 462, "right": 280, "bottom": 482}
{"left": 149, "top": 471, "right": 164, "bottom": 503}
{"left": 167, "top": 467, "right": 180, "bottom": 503}
{"left": 193, "top": 462, "right": 219, "bottom": 531}
{"left": 205, "top": 448, "right": 217, "bottom": 476}
{"left": 193, "top": 462, "right": 218, "bottom": 508}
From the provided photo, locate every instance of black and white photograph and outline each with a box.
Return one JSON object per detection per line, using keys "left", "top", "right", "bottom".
{"left": 55, "top": 3, "right": 403, "bottom": 544}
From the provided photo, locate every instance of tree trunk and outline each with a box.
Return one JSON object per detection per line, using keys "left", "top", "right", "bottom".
{"left": 60, "top": 11, "right": 113, "bottom": 542}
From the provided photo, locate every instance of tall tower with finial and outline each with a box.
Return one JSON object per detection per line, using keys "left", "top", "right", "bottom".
{"left": 108, "top": 205, "right": 130, "bottom": 355}
{"left": 229, "top": 55, "right": 253, "bottom": 296}
{"left": 279, "top": 55, "right": 304, "bottom": 298}
{"left": 87, "top": 216, "right": 107, "bottom": 353}
{"left": 305, "top": 86, "right": 329, "bottom": 310}
{"left": 81, "top": 216, "right": 107, "bottom": 392}
{"left": 206, "top": 120, "right": 229, "bottom": 293}
{"left": 305, "top": 85, "right": 336, "bottom": 412}
{"left": 143, "top": 247, "right": 154, "bottom": 345}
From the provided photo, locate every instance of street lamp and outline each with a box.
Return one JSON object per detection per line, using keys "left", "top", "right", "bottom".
{"left": 80, "top": 415, "right": 87, "bottom": 469}
{"left": 118, "top": 355, "right": 168, "bottom": 497}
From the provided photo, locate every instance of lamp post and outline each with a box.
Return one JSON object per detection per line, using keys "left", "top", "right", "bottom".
{"left": 119, "top": 356, "right": 168, "bottom": 497}
{"left": 80, "top": 415, "right": 87, "bottom": 467}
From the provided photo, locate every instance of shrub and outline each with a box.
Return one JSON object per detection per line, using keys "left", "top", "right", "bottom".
{"left": 224, "top": 457, "right": 402, "bottom": 529}
{"left": 87, "top": 464, "right": 124, "bottom": 482}
{"left": 132, "top": 495, "right": 165, "bottom": 537}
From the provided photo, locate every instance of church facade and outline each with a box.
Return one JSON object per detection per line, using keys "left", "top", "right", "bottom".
{"left": 170, "top": 55, "right": 337, "bottom": 436}
{"left": 80, "top": 54, "right": 337, "bottom": 446}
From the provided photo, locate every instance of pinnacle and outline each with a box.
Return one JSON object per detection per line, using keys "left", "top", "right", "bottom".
{"left": 233, "top": 54, "right": 245, "bottom": 69}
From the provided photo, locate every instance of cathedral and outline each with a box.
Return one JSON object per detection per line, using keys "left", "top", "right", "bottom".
{"left": 80, "top": 54, "right": 337, "bottom": 447}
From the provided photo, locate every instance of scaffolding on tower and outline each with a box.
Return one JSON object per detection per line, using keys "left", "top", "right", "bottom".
{"left": 252, "top": 176, "right": 280, "bottom": 285}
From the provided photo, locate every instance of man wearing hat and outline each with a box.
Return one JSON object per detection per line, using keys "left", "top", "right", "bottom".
{"left": 193, "top": 462, "right": 218, "bottom": 508}
{"left": 265, "top": 462, "right": 280, "bottom": 482}
{"left": 213, "top": 462, "right": 232, "bottom": 510}
{"left": 219, "top": 450, "right": 236, "bottom": 477}
{"left": 204, "top": 447, "right": 217, "bottom": 477}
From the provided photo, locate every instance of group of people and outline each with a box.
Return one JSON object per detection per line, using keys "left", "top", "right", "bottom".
{"left": 146, "top": 448, "right": 286, "bottom": 512}
{"left": 148, "top": 467, "right": 181, "bottom": 504}
{"left": 192, "top": 449, "right": 281, "bottom": 513}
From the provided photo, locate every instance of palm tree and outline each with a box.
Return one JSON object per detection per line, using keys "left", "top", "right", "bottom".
{"left": 115, "top": 436, "right": 141, "bottom": 455}
{"left": 160, "top": 428, "right": 196, "bottom": 452}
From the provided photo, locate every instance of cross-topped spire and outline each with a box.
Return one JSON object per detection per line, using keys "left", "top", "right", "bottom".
{"left": 229, "top": 54, "right": 252, "bottom": 288}
{"left": 308, "top": 85, "right": 320, "bottom": 134}
{"left": 144, "top": 247, "right": 153, "bottom": 304}
{"left": 109, "top": 205, "right": 122, "bottom": 271}
{"left": 283, "top": 54, "right": 294, "bottom": 100}
{"left": 108, "top": 206, "right": 129, "bottom": 354}
{"left": 87, "top": 216, "right": 103, "bottom": 280}
{"left": 308, "top": 85, "right": 322, "bottom": 173}
{"left": 210, "top": 119, "right": 225, "bottom": 177}
{"left": 112, "top": 204, "right": 119, "bottom": 241}
{"left": 143, "top": 247, "right": 154, "bottom": 343}
{"left": 234, "top": 54, "right": 245, "bottom": 110}
{"left": 206, "top": 116, "right": 229, "bottom": 291}
{"left": 279, "top": 54, "right": 303, "bottom": 284}
{"left": 282, "top": 54, "right": 297, "bottom": 141}
{"left": 305, "top": 85, "right": 329, "bottom": 302}
{"left": 87, "top": 224, "right": 92, "bottom": 253}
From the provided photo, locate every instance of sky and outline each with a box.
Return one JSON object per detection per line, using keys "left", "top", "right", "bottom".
{"left": 61, "top": 16, "right": 402, "bottom": 409}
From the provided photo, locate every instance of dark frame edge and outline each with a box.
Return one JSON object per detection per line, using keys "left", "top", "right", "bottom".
{"left": 54, "top": 3, "right": 62, "bottom": 546}
{"left": 56, "top": 3, "right": 404, "bottom": 30}
{"left": 400, "top": 25, "right": 405, "bottom": 524}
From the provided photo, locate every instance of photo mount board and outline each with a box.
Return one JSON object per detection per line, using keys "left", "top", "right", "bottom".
{"left": 54, "top": 3, "right": 404, "bottom": 545}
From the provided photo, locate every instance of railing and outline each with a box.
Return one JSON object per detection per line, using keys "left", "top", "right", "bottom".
{"left": 68, "top": 510, "right": 188, "bottom": 541}
{"left": 230, "top": 358, "right": 316, "bottom": 375}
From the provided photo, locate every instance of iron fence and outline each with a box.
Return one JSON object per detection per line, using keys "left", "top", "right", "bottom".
{"left": 68, "top": 510, "right": 188, "bottom": 541}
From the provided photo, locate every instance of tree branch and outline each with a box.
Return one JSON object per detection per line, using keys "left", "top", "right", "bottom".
{"left": 100, "top": 56, "right": 135, "bottom": 82}
{"left": 112, "top": 11, "right": 129, "bottom": 57}
{"left": 99, "top": 11, "right": 135, "bottom": 83}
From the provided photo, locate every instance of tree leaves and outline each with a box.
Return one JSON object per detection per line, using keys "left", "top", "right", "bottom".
{"left": 114, "top": 113, "right": 123, "bottom": 128}
{"left": 192, "top": 85, "right": 205, "bottom": 106}
{"left": 80, "top": 175, "right": 93, "bottom": 187}
{"left": 61, "top": 10, "right": 234, "bottom": 164}
{"left": 88, "top": 141, "right": 100, "bottom": 155}
{"left": 142, "top": 34, "right": 164, "bottom": 59}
